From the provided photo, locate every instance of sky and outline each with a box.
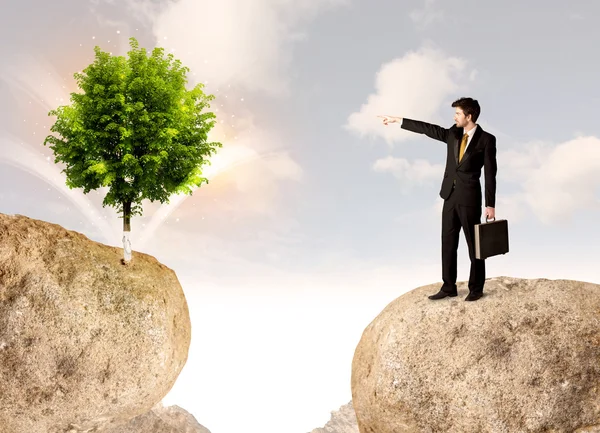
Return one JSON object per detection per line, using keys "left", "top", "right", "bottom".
{"left": 1, "top": 0, "right": 600, "bottom": 432}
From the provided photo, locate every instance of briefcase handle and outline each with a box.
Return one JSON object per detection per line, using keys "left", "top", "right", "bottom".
{"left": 485, "top": 217, "right": 496, "bottom": 223}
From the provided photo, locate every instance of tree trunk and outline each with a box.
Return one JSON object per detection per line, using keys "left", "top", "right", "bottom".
{"left": 122, "top": 201, "right": 132, "bottom": 264}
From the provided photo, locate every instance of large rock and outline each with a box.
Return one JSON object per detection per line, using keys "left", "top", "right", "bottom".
{"left": 351, "top": 277, "right": 600, "bottom": 433}
{"left": 310, "top": 402, "right": 359, "bottom": 433}
{"left": 105, "top": 402, "right": 211, "bottom": 433}
{"left": 0, "top": 214, "right": 191, "bottom": 433}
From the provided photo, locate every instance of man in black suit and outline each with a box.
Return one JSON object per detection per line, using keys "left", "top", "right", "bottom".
{"left": 378, "top": 97, "right": 497, "bottom": 302}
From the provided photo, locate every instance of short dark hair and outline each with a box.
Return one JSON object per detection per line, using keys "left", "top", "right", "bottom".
{"left": 452, "top": 97, "right": 480, "bottom": 122}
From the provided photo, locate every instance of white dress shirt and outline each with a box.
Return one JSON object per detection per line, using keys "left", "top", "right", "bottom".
{"left": 462, "top": 125, "right": 477, "bottom": 151}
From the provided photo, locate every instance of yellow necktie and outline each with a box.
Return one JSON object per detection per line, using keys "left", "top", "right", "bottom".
{"left": 459, "top": 133, "right": 468, "bottom": 162}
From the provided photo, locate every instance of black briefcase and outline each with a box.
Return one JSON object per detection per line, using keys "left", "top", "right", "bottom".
{"left": 474, "top": 218, "right": 509, "bottom": 260}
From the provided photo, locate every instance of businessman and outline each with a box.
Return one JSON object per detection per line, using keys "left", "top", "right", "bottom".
{"left": 378, "top": 97, "right": 497, "bottom": 302}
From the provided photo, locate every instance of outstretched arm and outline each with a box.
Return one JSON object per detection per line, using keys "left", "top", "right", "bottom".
{"left": 399, "top": 118, "right": 450, "bottom": 143}
{"left": 377, "top": 115, "right": 450, "bottom": 143}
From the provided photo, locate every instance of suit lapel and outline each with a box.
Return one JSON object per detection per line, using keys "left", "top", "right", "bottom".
{"left": 457, "top": 125, "right": 482, "bottom": 168}
{"left": 453, "top": 127, "right": 462, "bottom": 165}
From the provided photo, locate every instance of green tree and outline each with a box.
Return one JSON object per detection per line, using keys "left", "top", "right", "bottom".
{"left": 44, "top": 37, "right": 222, "bottom": 263}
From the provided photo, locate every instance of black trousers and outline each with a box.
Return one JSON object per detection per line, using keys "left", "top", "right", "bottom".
{"left": 440, "top": 185, "right": 485, "bottom": 294}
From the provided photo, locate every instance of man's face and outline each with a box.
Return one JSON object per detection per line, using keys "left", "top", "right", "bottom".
{"left": 454, "top": 108, "right": 471, "bottom": 128}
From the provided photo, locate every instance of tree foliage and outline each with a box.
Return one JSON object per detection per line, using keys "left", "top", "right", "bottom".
{"left": 44, "top": 37, "right": 222, "bottom": 222}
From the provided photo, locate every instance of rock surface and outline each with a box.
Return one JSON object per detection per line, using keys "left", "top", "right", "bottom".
{"left": 105, "top": 401, "right": 211, "bottom": 433}
{"left": 351, "top": 277, "right": 600, "bottom": 433}
{"left": 310, "top": 402, "right": 359, "bottom": 433}
{"left": 0, "top": 213, "right": 191, "bottom": 433}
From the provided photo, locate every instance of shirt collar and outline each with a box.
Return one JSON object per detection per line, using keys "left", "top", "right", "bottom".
{"left": 465, "top": 124, "right": 477, "bottom": 138}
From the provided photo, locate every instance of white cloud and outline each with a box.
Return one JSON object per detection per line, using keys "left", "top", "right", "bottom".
{"left": 344, "top": 45, "right": 472, "bottom": 147}
{"left": 123, "top": 0, "right": 349, "bottom": 97}
{"left": 372, "top": 156, "right": 444, "bottom": 194}
{"left": 380, "top": 134, "right": 600, "bottom": 227}
{"left": 469, "top": 69, "right": 479, "bottom": 81}
{"left": 409, "top": 0, "right": 445, "bottom": 28}
{"left": 90, "top": 0, "right": 168, "bottom": 25}
{"left": 492, "top": 193, "right": 529, "bottom": 225}
{"left": 371, "top": 133, "right": 600, "bottom": 228}
{"left": 499, "top": 136, "right": 600, "bottom": 225}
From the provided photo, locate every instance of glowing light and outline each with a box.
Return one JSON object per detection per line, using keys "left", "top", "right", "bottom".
{"left": 0, "top": 134, "right": 119, "bottom": 243}
{"left": 136, "top": 146, "right": 287, "bottom": 250}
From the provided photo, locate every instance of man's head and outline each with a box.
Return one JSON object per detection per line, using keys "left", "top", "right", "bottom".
{"left": 452, "top": 97, "right": 480, "bottom": 128}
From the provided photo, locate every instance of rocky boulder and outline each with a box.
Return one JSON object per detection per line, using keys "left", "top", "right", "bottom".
{"left": 0, "top": 213, "right": 191, "bottom": 433}
{"left": 310, "top": 402, "right": 359, "bottom": 433}
{"left": 351, "top": 277, "right": 600, "bottom": 433}
{"left": 105, "top": 401, "right": 211, "bottom": 433}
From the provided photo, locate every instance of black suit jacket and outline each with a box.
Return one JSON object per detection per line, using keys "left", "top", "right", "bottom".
{"left": 401, "top": 118, "right": 497, "bottom": 208}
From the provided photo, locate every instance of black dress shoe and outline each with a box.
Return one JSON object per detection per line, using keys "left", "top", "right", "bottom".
{"left": 428, "top": 290, "right": 457, "bottom": 300}
{"left": 465, "top": 292, "right": 483, "bottom": 301}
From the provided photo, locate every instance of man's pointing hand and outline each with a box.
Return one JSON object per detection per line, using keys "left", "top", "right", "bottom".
{"left": 377, "top": 115, "right": 402, "bottom": 125}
